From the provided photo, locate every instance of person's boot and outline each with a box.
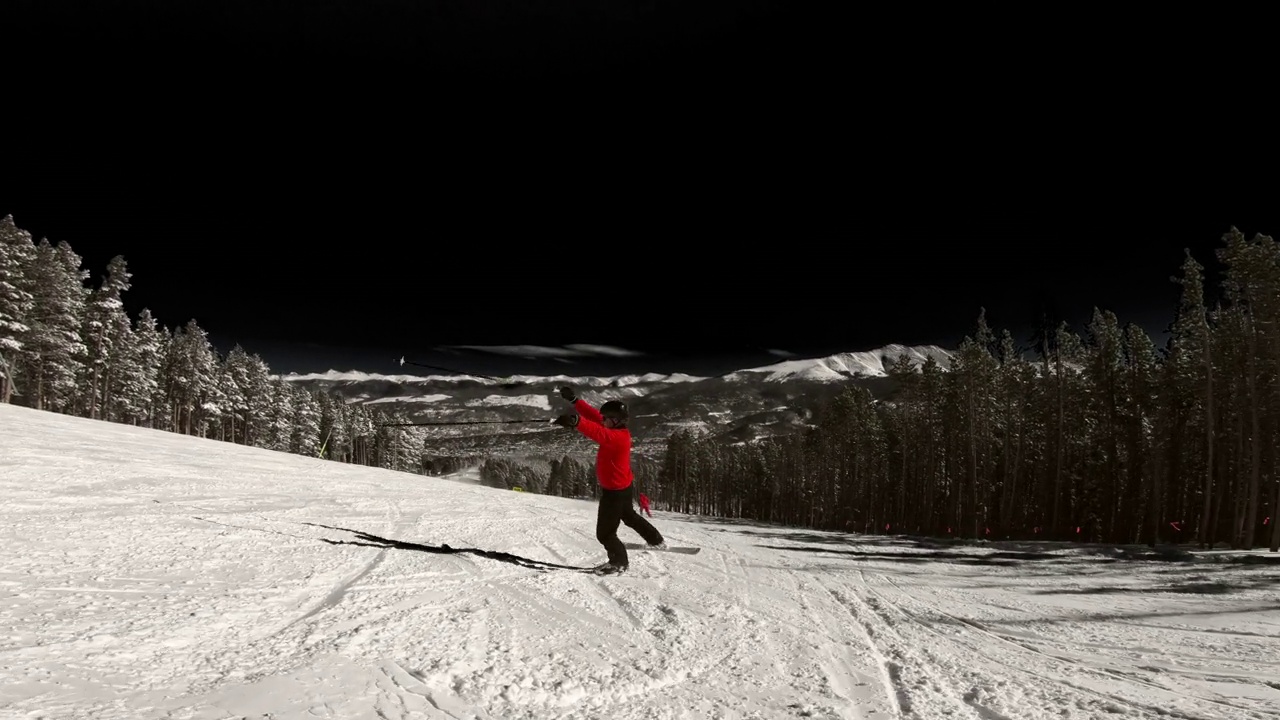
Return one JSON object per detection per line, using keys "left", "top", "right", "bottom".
{"left": 592, "top": 562, "right": 627, "bottom": 575}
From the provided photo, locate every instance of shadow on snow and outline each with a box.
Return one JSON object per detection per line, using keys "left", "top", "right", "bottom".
{"left": 190, "top": 514, "right": 592, "bottom": 572}
{"left": 301, "top": 521, "right": 594, "bottom": 571}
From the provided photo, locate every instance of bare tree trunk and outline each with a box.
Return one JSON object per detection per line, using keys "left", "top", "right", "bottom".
{"left": 1010, "top": 430, "right": 1025, "bottom": 534}
{"left": 1244, "top": 327, "right": 1262, "bottom": 549}
{"left": 101, "top": 365, "right": 113, "bottom": 422}
{"left": 1233, "top": 406, "right": 1248, "bottom": 548}
{"left": 1052, "top": 353, "right": 1066, "bottom": 538}
{"left": 0, "top": 351, "right": 9, "bottom": 404}
{"left": 1270, "top": 475, "right": 1280, "bottom": 553}
{"left": 1210, "top": 434, "right": 1229, "bottom": 548}
{"left": 969, "top": 386, "right": 980, "bottom": 539}
{"left": 1199, "top": 340, "right": 1215, "bottom": 549}
{"left": 88, "top": 361, "right": 101, "bottom": 420}
{"left": 1148, "top": 439, "right": 1164, "bottom": 547}
{"left": 34, "top": 357, "right": 44, "bottom": 411}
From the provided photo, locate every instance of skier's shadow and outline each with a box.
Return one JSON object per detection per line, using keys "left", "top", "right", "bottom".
{"left": 303, "top": 521, "right": 590, "bottom": 571}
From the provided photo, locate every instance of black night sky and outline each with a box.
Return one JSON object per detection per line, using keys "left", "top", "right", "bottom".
{"left": 3, "top": 1, "right": 1275, "bottom": 377}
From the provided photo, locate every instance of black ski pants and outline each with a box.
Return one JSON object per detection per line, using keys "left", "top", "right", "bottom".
{"left": 597, "top": 485, "right": 663, "bottom": 566}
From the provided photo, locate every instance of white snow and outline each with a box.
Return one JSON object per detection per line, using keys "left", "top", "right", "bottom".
{"left": 465, "top": 394, "right": 553, "bottom": 410}
{"left": 3, "top": 402, "right": 1279, "bottom": 720}
{"left": 365, "top": 394, "right": 451, "bottom": 405}
{"left": 280, "top": 370, "right": 478, "bottom": 384}
{"left": 726, "top": 345, "right": 954, "bottom": 383}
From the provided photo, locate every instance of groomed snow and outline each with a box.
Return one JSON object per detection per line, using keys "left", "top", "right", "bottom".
{"left": 2, "top": 403, "right": 1278, "bottom": 720}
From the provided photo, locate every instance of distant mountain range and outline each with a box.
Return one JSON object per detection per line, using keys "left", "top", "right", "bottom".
{"left": 280, "top": 344, "right": 954, "bottom": 458}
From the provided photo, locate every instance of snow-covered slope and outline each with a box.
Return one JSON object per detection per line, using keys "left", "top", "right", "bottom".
{"left": 4, "top": 403, "right": 1278, "bottom": 720}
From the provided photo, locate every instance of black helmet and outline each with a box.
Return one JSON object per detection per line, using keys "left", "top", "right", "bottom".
{"left": 600, "top": 400, "right": 628, "bottom": 422}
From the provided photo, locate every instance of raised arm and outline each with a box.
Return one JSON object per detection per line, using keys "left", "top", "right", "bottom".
{"left": 575, "top": 415, "right": 625, "bottom": 448}
{"left": 574, "top": 398, "right": 603, "bottom": 424}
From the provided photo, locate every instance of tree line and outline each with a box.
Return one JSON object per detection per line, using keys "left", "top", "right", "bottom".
{"left": 658, "top": 228, "right": 1280, "bottom": 552}
{"left": 7, "top": 215, "right": 1278, "bottom": 550}
{"left": 0, "top": 215, "right": 437, "bottom": 472}
{"left": 0, "top": 214, "right": 641, "bottom": 502}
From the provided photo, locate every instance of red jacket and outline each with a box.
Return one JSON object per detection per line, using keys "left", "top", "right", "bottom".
{"left": 574, "top": 399, "right": 633, "bottom": 491}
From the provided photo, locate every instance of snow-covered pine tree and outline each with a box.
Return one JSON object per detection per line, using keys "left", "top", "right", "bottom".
{"left": 21, "top": 240, "right": 90, "bottom": 412}
{"left": 149, "top": 323, "right": 176, "bottom": 431}
{"left": 346, "top": 402, "right": 376, "bottom": 465}
{"left": 117, "top": 308, "right": 165, "bottom": 427}
{"left": 316, "top": 391, "right": 350, "bottom": 461}
{"left": 242, "top": 352, "right": 274, "bottom": 447}
{"left": 103, "top": 306, "right": 137, "bottom": 422}
{"left": 394, "top": 417, "right": 426, "bottom": 472}
{"left": 164, "top": 319, "right": 220, "bottom": 435}
{"left": 0, "top": 215, "right": 36, "bottom": 403}
{"left": 80, "top": 256, "right": 133, "bottom": 419}
{"left": 264, "top": 376, "right": 296, "bottom": 452}
{"left": 219, "top": 345, "right": 252, "bottom": 443}
{"left": 289, "top": 384, "right": 321, "bottom": 456}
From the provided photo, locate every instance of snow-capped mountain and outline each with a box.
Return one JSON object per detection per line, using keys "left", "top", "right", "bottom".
{"left": 280, "top": 344, "right": 953, "bottom": 457}
{"left": 722, "top": 344, "right": 953, "bottom": 383}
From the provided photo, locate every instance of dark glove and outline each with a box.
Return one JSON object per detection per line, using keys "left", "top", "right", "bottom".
{"left": 559, "top": 386, "right": 577, "bottom": 402}
{"left": 552, "top": 414, "right": 579, "bottom": 428}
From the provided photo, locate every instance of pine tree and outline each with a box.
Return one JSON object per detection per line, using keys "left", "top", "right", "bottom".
{"left": 104, "top": 310, "right": 137, "bottom": 422}
{"left": 0, "top": 215, "right": 36, "bottom": 403}
{"left": 164, "top": 320, "right": 220, "bottom": 434}
{"left": 289, "top": 384, "right": 321, "bottom": 456}
{"left": 995, "top": 329, "right": 1034, "bottom": 536}
{"left": 317, "top": 391, "right": 350, "bottom": 460}
{"left": 220, "top": 345, "right": 253, "bottom": 443}
{"left": 1211, "top": 301, "right": 1252, "bottom": 547}
{"left": 345, "top": 402, "right": 376, "bottom": 465}
{"left": 242, "top": 352, "right": 275, "bottom": 447}
{"left": 120, "top": 308, "right": 165, "bottom": 426}
{"left": 80, "top": 256, "right": 133, "bottom": 419}
{"left": 149, "top": 324, "right": 176, "bottom": 431}
{"left": 1171, "top": 250, "right": 1216, "bottom": 547}
{"left": 1085, "top": 308, "right": 1126, "bottom": 541}
{"left": 264, "top": 377, "right": 296, "bottom": 452}
{"left": 951, "top": 309, "right": 999, "bottom": 538}
{"left": 1121, "top": 323, "right": 1160, "bottom": 546}
{"left": 1050, "top": 322, "right": 1085, "bottom": 538}
{"left": 1216, "top": 228, "right": 1280, "bottom": 550}
{"left": 19, "top": 240, "right": 89, "bottom": 412}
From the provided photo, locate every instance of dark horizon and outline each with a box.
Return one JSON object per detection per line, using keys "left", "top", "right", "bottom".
{"left": 1, "top": 208, "right": 1266, "bottom": 379}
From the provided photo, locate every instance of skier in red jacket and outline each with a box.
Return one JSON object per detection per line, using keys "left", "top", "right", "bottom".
{"left": 553, "top": 386, "right": 665, "bottom": 574}
{"left": 638, "top": 492, "right": 652, "bottom": 518}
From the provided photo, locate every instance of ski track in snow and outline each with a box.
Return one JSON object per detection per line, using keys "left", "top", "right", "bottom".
{"left": 2, "top": 403, "right": 1280, "bottom": 719}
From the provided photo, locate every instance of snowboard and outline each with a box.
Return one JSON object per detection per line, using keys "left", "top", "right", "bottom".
{"left": 625, "top": 542, "right": 701, "bottom": 555}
